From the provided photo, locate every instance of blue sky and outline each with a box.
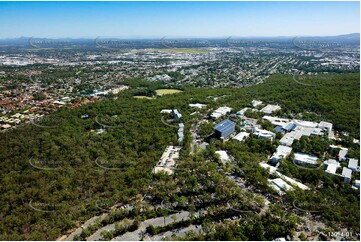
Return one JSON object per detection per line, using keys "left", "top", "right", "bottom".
{"left": 0, "top": 1, "right": 359, "bottom": 38}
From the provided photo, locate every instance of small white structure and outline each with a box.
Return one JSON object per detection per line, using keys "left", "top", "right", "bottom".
{"left": 319, "top": 121, "right": 333, "bottom": 135}
{"left": 260, "top": 104, "right": 281, "bottom": 114}
{"left": 236, "top": 108, "right": 249, "bottom": 117}
{"left": 160, "top": 109, "right": 172, "bottom": 114}
{"left": 178, "top": 123, "right": 184, "bottom": 144}
{"left": 53, "top": 100, "right": 66, "bottom": 105}
{"left": 294, "top": 152, "right": 318, "bottom": 166}
{"left": 342, "top": 167, "right": 352, "bottom": 183}
{"left": 273, "top": 238, "right": 286, "bottom": 241}
{"left": 348, "top": 158, "right": 359, "bottom": 171}
{"left": 323, "top": 159, "right": 340, "bottom": 175}
{"left": 259, "top": 162, "right": 278, "bottom": 174}
{"left": 251, "top": 100, "right": 263, "bottom": 107}
{"left": 189, "top": 103, "right": 207, "bottom": 109}
{"left": 325, "top": 163, "right": 338, "bottom": 175}
{"left": 253, "top": 128, "right": 276, "bottom": 141}
{"left": 338, "top": 148, "right": 348, "bottom": 161}
{"left": 270, "top": 145, "right": 292, "bottom": 163}
{"left": 233, "top": 132, "right": 250, "bottom": 142}
{"left": 210, "top": 106, "right": 232, "bottom": 119}
{"left": 215, "top": 150, "right": 231, "bottom": 164}
{"left": 269, "top": 178, "right": 294, "bottom": 195}
{"left": 353, "top": 180, "right": 360, "bottom": 189}
{"left": 173, "top": 109, "right": 182, "bottom": 119}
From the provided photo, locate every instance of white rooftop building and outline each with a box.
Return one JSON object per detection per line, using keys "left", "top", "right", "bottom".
{"left": 270, "top": 145, "right": 292, "bottom": 163}
{"left": 348, "top": 158, "right": 359, "bottom": 171}
{"left": 236, "top": 108, "right": 249, "bottom": 117}
{"left": 189, "top": 103, "right": 207, "bottom": 109}
{"left": 323, "top": 159, "right": 340, "bottom": 168}
{"left": 259, "top": 162, "right": 278, "bottom": 174}
{"left": 260, "top": 104, "right": 281, "bottom": 114}
{"left": 294, "top": 152, "right": 318, "bottom": 166}
{"left": 338, "top": 148, "right": 348, "bottom": 161}
{"left": 173, "top": 109, "right": 182, "bottom": 119}
{"left": 318, "top": 121, "right": 334, "bottom": 138}
{"left": 342, "top": 167, "right": 352, "bottom": 183}
{"left": 215, "top": 150, "right": 231, "bottom": 164}
{"left": 252, "top": 128, "right": 276, "bottom": 141}
{"left": 269, "top": 178, "right": 294, "bottom": 195}
{"left": 251, "top": 100, "right": 263, "bottom": 107}
{"left": 279, "top": 132, "right": 296, "bottom": 146}
{"left": 232, "top": 132, "right": 250, "bottom": 142}
{"left": 260, "top": 162, "right": 309, "bottom": 191}
{"left": 325, "top": 163, "right": 338, "bottom": 175}
{"left": 160, "top": 109, "right": 172, "bottom": 114}
{"left": 210, "top": 106, "right": 232, "bottom": 119}
{"left": 263, "top": 116, "right": 290, "bottom": 126}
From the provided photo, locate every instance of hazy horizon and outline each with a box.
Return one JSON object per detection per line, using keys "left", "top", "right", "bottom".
{"left": 0, "top": 1, "right": 359, "bottom": 39}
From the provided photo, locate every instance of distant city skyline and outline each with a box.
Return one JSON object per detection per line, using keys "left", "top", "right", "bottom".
{"left": 0, "top": 1, "right": 359, "bottom": 38}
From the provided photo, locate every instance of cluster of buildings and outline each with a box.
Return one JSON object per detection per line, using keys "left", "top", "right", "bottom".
{"left": 207, "top": 99, "right": 359, "bottom": 189}
{"left": 260, "top": 162, "right": 309, "bottom": 195}
{"left": 324, "top": 151, "right": 359, "bottom": 186}
{"left": 263, "top": 116, "right": 334, "bottom": 147}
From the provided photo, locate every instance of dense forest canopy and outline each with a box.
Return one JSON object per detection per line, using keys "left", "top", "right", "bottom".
{"left": 0, "top": 73, "right": 359, "bottom": 240}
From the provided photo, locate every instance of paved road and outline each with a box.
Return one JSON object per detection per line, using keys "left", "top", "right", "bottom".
{"left": 112, "top": 211, "right": 190, "bottom": 241}
{"left": 150, "top": 224, "right": 202, "bottom": 241}
{"left": 64, "top": 213, "right": 108, "bottom": 241}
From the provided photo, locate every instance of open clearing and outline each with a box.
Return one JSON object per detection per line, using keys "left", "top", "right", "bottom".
{"left": 155, "top": 89, "right": 183, "bottom": 96}
{"left": 133, "top": 95, "right": 156, "bottom": 100}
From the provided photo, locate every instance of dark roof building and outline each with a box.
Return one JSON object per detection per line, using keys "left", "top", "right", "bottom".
{"left": 214, "top": 119, "right": 236, "bottom": 139}
{"left": 274, "top": 125, "right": 285, "bottom": 134}
{"left": 284, "top": 123, "right": 297, "bottom": 132}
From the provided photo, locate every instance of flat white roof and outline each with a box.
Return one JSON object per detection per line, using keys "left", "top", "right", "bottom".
{"left": 294, "top": 152, "right": 318, "bottom": 165}
{"left": 326, "top": 163, "right": 338, "bottom": 174}
{"left": 252, "top": 100, "right": 263, "bottom": 107}
{"left": 324, "top": 159, "right": 340, "bottom": 167}
{"left": 189, "top": 103, "right": 207, "bottom": 109}
{"left": 260, "top": 104, "right": 281, "bottom": 114}
{"left": 342, "top": 167, "right": 352, "bottom": 179}
{"left": 271, "top": 178, "right": 294, "bottom": 192}
{"left": 348, "top": 159, "right": 359, "bottom": 170}
{"left": 233, "top": 132, "right": 250, "bottom": 142}
{"left": 263, "top": 115, "right": 290, "bottom": 126}
{"left": 259, "top": 162, "right": 277, "bottom": 174}
{"left": 293, "top": 119, "right": 318, "bottom": 128}
{"left": 339, "top": 149, "right": 348, "bottom": 160}
{"left": 319, "top": 121, "right": 332, "bottom": 129}
{"left": 280, "top": 132, "right": 296, "bottom": 146}
{"left": 271, "top": 145, "right": 292, "bottom": 160}
{"left": 211, "top": 106, "right": 232, "bottom": 118}
{"left": 278, "top": 173, "right": 309, "bottom": 190}
{"left": 253, "top": 128, "right": 275, "bottom": 139}
{"left": 160, "top": 109, "right": 172, "bottom": 113}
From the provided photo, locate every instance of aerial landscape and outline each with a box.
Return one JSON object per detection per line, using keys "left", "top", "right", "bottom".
{"left": 0, "top": 1, "right": 360, "bottom": 241}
